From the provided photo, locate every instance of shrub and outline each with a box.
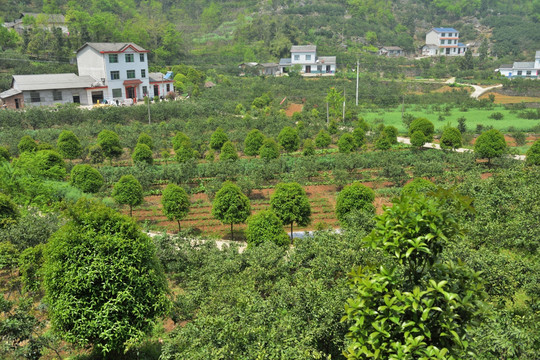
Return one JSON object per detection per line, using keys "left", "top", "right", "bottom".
{"left": 57, "top": 130, "right": 82, "bottom": 159}
{"left": 0, "top": 146, "right": 10, "bottom": 162}
{"left": 409, "top": 118, "right": 434, "bottom": 141}
{"left": 302, "top": 139, "right": 315, "bottom": 156}
{"left": 526, "top": 140, "right": 540, "bottom": 166}
{"left": 212, "top": 181, "right": 251, "bottom": 240}
{"left": 161, "top": 183, "right": 190, "bottom": 232}
{"left": 440, "top": 127, "right": 462, "bottom": 150}
{"left": 488, "top": 112, "right": 504, "bottom": 120}
{"left": 0, "top": 193, "right": 19, "bottom": 229}
{"left": 172, "top": 132, "right": 191, "bottom": 151}
{"left": 410, "top": 130, "right": 426, "bottom": 148}
{"left": 474, "top": 129, "right": 507, "bottom": 163}
{"left": 88, "top": 144, "right": 105, "bottom": 164}
{"left": 210, "top": 127, "right": 229, "bottom": 150}
{"left": 244, "top": 129, "right": 265, "bottom": 156}
{"left": 97, "top": 130, "right": 123, "bottom": 162}
{"left": 17, "top": 136, "right": 37, "bottom": 154}
{"left": 137, "top": 132, "right": 154, "bottom": 150}
{"left": 112, "top": 175, "right": 143, "bottom": 217}
{"left": 328, "top": 119, "right": 338, "bottom": 135}
{"left": 338, "top": 133, "right": 356, "bottom": 153}
{"left": 352, "top": 127, "right": 366, "bottom": 148}
{"left": 132, "top": 143, "right": 154, "bottom": 165}
{"left": 220, "top": 141, "right": 239, "bottom": 161}
{"left": 245, "top": 210, "right": 290, "bottom": 247}
{"left": 375, "top": 135, "right": 392, "bottom": 150}
{"left": 259, "top": 138, "right": 280, "bottom": 160}
{"left": 512, "top": 132, "right": 526, "bottom": 146}
{"left": 382, "top": 126, "right": 398, "bottom": 145}
{"left": 278, "top": 126, "right": 300, "bottom": 152}
{"left": 70, "top": 164, "right": 104, "bottom": 193}
{"left": 402, "top": 178, "right": 437, "bottom": 197}
{"left": 315, "top": 129, "right": 332, "bottom": 148}
{"left": 335, "top": 182, "right": 375, "bottom": 227}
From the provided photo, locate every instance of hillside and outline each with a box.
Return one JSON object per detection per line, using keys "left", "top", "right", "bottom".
{"left": 1, "top": 0, "right": 539, "bottom": 69}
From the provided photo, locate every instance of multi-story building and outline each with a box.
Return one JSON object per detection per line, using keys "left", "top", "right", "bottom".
{"left": 422, "top": 28, "right": 467, "bottom": 56}
{"left": 498, "top": 51, "right": 540, "bottom": 79}
{"left": 279, "top": 45, "right": 336, "bottom": 75}
{"left": 77, "top": 42, "right": 151, "bottom": 102}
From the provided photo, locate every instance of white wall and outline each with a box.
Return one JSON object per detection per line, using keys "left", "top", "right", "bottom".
{"left": 425, "top": 31, "right": 439, "bottom": 45}
{"left": 291, "top": 51, "right": 317, "bottom": 64}
{"left": 22, "top": 88, "right": 91, "bottom": 107}
{"left": 77, "top": 47, "right": 106, "bottom": 81}
{"left": 104, "top": 51, "right": 150, "bottom": 100}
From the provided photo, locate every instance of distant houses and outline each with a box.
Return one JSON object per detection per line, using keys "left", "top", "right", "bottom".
{"left": 0, "top": 42, "right": 174, "bottom": 109}
{"left": 3, "top": 12, "right": 68, "bottom": 35}
{"left": 422, "top": 28, "right": 467, "bottom": 56}
{"left": 378, "top": 46, "right": 404, "bottom": 57}
{"left": 498, "top": 51, "right": 540, "bottom": 79}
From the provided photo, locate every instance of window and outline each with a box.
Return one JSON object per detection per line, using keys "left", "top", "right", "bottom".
{"left": 30, "top": 92, "right": 41, "bottom": 103}
{"left": 294, "top": 55, "right": 299, "bottom": 60}
{"left": 125, "top": 53, "right": 134, "bottom": 62}
{"left": 517, "top": 71, "right": 523, "bottom": 75}
{"left": 140, "top": 53, "right": 145, "bottom": 62}
{"left": 112, "top": 88, "right": 122, "bottom": 98}
{"left": 53, "top": 90, "right": 62, "bottom": 101}
{"left": 441, "top": 33, "right": 445, "bottom": 37}
{"left": 110, "top": 71, "right": 120, "bottom": 80}
{"left": 109, "top": 54, "right": 118, "bottom": 63}
{"left": 141, "top": 69, "right": 146, "bottom": 78}
{"left": 142, "top": 86, "right": 148, "bottom": 96}
{"left": 126, "top": 70, "right": 135, "bottom": 79}
{"left": 527, "top": 70, "right": 532, "bottom": 75}
{"left": 166, "top": 84, "right": 170, "bottom": 92}
{"left": 306, "top": 54, "right": 311, "bottom": 60}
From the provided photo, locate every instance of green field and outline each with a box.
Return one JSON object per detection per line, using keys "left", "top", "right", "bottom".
{"left": 361, "top": 106, "right": 540, "bottom": 134}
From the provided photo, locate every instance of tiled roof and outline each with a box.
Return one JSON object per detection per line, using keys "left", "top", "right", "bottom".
{"left": 261, "top": 63, "right": 278, "bottom": 67}
{"left": 279, "top": 58, "right": 291, "bottom": 65}
{"left": 13, "top": 73, "right": 98, "bottom": 91}
{"left": 433, "top": 27, "right": 458, "bottom": 33}
{"left": 0, "top": 88, "right": 22, "bottom": 99}
{"left": 499, "top": 64, "right": 513, "bottom": 69}
{"left": 77, "top": 42, "right": 147, "bottom": 53}
{"left": 513, "top": 62, "right": 536, "bottom": 69}
{"left": 291, "top": 45, "right": 316, "bottom": 52}
{"left": 318, "top": 56, "right": 336, "bottom": 65}
{"left": 380, "top": 46, "right": 402, "bottom": 51}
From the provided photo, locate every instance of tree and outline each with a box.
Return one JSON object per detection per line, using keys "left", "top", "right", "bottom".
{"left": 302, "top": 139, "right": 315, "bottom": 156}
{"left": 132, "top": 143, "right": 153, "bottom": 165}
{"left": 382, "top": 126, "right": 398, "bottom": 144}
{"left": 220, "top": 141, "right": 239, "bottom": 161}
{"left": 0, "top": 193, "right": 19, "bottom": 229}
{"left": 56, "top": 130, "right": 82, "bottom": 160}
{"left": 172, "top": 132, "right": 191, "bottom": 151}
{"left": 402, "top": 178, "right": 437, "bottom": 197}
{"left": 259, "top": 138, "right": 280, "bottom": 160}
{"left": 526, "top": 140, "right": 540, "bottom": 165}
{"left": 375, "top": 135, "right": 392, "bottom": 150}
{"left": 338, "top": 133, "right": 356, "bottom": 153}
{"left": 70, "top": 164, "right": 104, "bottom": 193}
{"left": 244, "top": 129, "right": 265, "bottom": 156}
{"left": 315, "top": 129, "right": 332, "bottom": 148}
{"left": 270, "top": 182, "right": 311, "bottom": 239}
{"left": 112, "top": 175, "right": 143, "bottom": 217}
{"left": 137, "top": 132, "right": 154, "bottom": 150}
{"left": 245, "top": 210, "right": 289, "bottom": 247}
{"left": 161, "top": 184, "right": 190, "bottom": 232}
{"left": 278, "top": 126, "right": 300, "bottom": 152}
{"left": 440, "top": 127, "right": 462, "bottom": 150}
{"left": 210, "top": 127, "right": 229, "bottom": 151}
{"left": 474, "top": 129, "right": 507, "bottom": 163}
{"left": 97, "top": 130, "right": 122, "bottom": 163}
{"left": 17, "top": 136, "right": 37, "bottom": 154}
{"left": 0, "top": 146, "right": 10, "bottom": 162}
{"left": 326, "top": 87, "right": 344, "bottom": 119}
{"left": 43, "top": 199, "right": 169, "bottom": 356}
{"left": 88, "top": 144, "right": 104, "bottom": 164}
{"left": 352, "top": 127, "right": 366, "bottom": 148}
{"left": 16, "top": 150, "right": 66, "bottom": 180}
{"left": 335, "top": 182, "right": 375, "bottom": 227}
{"left": 409, "top": 118, "right": 434, "bottom": 142}
{"left": 410, "top": 130, "right": 426, "bottom": 148}
{"left": 212, "top": 182, "right": 251, "bottom": 240}
{"left": 343, "top": 192, "right": 485, "bottom": 359}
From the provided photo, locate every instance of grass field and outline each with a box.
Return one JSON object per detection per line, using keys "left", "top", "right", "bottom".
{"left": 362, "top": 106, "right": 540, "bottom": 134}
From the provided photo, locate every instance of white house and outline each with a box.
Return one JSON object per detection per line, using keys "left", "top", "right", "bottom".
{"left": 498, "top": 51, "right": 540, "bottom": 79}
{"left": 423, "top": 28, "right": 467, "bottom": 56}
{"left": 149, "top": 72, "right": 175, "bottom": 98}
{"left": 279, "top": 45, "right": 336, "bottom": 75}
{"left": 1, "top": 73, "right": 101, "bottom": 108}
{"left": 76, "top": 42, "right": 153, "bottom": 103}
{"left": 378, "top": 46, "right": 404, "bottom": 57}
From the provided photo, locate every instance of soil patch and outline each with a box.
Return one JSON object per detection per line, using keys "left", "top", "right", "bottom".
{"left": 479, "top": 92, "right": 540, "bottom": 104}
{"left": 285, "top": 103, "right": 304, "bottom": 117}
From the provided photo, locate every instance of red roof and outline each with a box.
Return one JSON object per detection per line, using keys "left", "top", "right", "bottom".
{"left": 123, "top": 79, "right": 142, "bottom": 86}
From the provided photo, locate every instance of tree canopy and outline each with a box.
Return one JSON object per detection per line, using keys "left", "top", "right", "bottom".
{"left": 270, "top": 182, "right": 311, "bottom": 239}
{"left": 212, "top": 181, "right": 251, "bottom": 240}
{"left": 474, "top": 129, "right": 507, "bottom": 162}
{"left": 112, "top": 175, "right": 144, "bottom": 217}
{"left": 161, "top": 183, "right": 190, "bottom": 232}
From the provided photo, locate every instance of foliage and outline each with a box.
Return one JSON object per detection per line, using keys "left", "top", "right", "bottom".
{"left": 161, "top": 184, "right": 190, "bottom": 232}
{"left": 209, "top": 127, "right": 229, "bottom": 151}
{"left": 172, "top": 132, "right": 191, "bottom": 151}
{"left": 343, "top": 193, "right": 485, "bottom": 359}
{"left": 57, "top": 130, "right": 82, "bottom": 160}
{"left": 19, "top": 244, "right": 45, "bottom": 293}
{"left": 245, "top": 210, "right": 289, "bottom": 247}
{"left": 0, "top": 241, "right": 19, "bottom": 271}
{"left": 402, "top": 178, "right": 437, "bottom": 197}
{"left": 0, "top": 193, "right": 19, "bottom": 229}
{"left": 243, "top": 129, "right": 265, "bottom": 156}
{"left": 352, "top": 127, "right": 366, "bottom": 148}
{"left": 15, "top": 150, "right": 66, "bottom": 180}
{"left": 212, "top": 181, "right": 251, "bottom": 240}
{"left": 112, "top": 175, "right": 143, "bottom": 217}
{"left": 375, "top": 135, "right": 392, "bottom": 150}
{"left": 0, "top": 146, "right": 10, "bottom": 162}
{"left": 219, "top": 141, "right": 239, "bottom": 161}
{"left": 17, "top": 136, "right": 38, "bottom": 154}
{"left": 132, "top": 143, "right": 154, "bottom": 165}
{"left": 335, "top": 182, "right": 375, "bottom": 227}
{"left": 0, "top": 211, "right": 59, "bottom": 251}
{"left": 43, "top": 199, "right": 169, "bottom": 356}
{"left": 88, "top": 144, "right": 104, "bottom": 164}
{"left": 97, "top": 130, "right": 123, "bottom": 162}
{"left": 440, "top": 127, "right": 462, "bottom": 150}
{"left": 382, "top": 126, "right": 398, "bottom": 145}
{"left": 409, "top": 118, "right": 435, "bottom": 142}
{"left": 315, "top": 129, "right": 332, "bottom": 148}
{"left": 302, "top": 138, "right": 315, "bottom": 156}
{"left": 526, "top": 140, "right": 540, "bottom": 166}
{"left": 175, "top": 143, "right": 195, "bottom": 163}
{"left": 259, "top": 138, "right": 280, "bottom": 160}
{"left": 474, "top": 129, "right": 507, "bottom": 162}
{"left": 70, "top": 164, "right": 104, "bottom": 193}
{"left": 338, "top": 133, "right": 356, "bottom": 153}
{"left": 137, "top": 132, "right": 154, "bottom": 150}
{"left": 410, "top": 130, "right": 426, "bottom": 148}
{"left": 270, "top": 182, "right": 311, "bottom": 238}
{"left": 278, "top": 126, "right": 300, "bottom": 153}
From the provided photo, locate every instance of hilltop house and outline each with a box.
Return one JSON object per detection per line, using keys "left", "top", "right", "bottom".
{"left": 378, "top": 46, "right": 404, "bottom": 57}
{"left": 0, "top": 42, "right": 173, "bottom": 109}
{"left": 279, "top": 45, "right": 336, "bottom": 75}
{"left": 422, "top": 28, "right": 467, "bottom": 56}
{"left": 3, "top": 12, "right": 68, "bottom": 35}
{"left": 498, "top": 51, "right": 540, "bottom": 79}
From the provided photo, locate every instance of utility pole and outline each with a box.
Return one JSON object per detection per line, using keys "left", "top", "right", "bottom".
{"left": 342, "top": 87, "right": 346, "bottom": 122}
{"left": 326, "top": 101, "right": 329, "bottom": 124}
{"left": 355, "top": 60, "right": 359, "bottom": 106}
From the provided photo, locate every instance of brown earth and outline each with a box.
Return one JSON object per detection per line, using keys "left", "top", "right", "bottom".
{"left": 479, "top": 92, "right": 540, "bottom": 104}
{"left": 285, "top": 103, "right": 304, "bottom": 117}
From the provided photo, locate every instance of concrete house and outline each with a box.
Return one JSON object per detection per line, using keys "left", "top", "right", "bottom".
{"left": 498, "top": 51, "right": 540, "bottom": 79}
{"left": 3, "top": 13, "right": 68, "bottom": 35}
{"left": 149, "top": 71, "right": 175, "bottom": 97}
{"left": 279, "top": 45, "right": 336, "bottom": 75}
{"left": 422, "top": 28, "right": 467, "bottom": 56}
{"left": 378, "top": 46, "right": 404, "bottom": 57}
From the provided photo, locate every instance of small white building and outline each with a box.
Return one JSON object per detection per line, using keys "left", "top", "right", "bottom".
{"left": 149, "top": 72, "right": 175, "bottom": 98}
{"left": 378, "top": 46, "right": 404, "bottom": 57}
{"left": 279, "top": 45, "right": 336, "bottom": 75}
{"left": 498, "top": 51, "right": 540, "bottom": 79}
{"left": 423, "top": 28, "right": 467, "bottom": 56}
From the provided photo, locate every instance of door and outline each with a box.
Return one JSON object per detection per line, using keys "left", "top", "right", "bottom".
{"left": 153, "top": 85, "right": 159, "bottom": 97}
{"left": 126, "top": 86, "right": 135, "bottom": 99}
{"left": 73, "top": 95, "right": 80, "bottom": 104}
{"left": 14, "top": 98, "right": 20, "bottom": 109}
{"left": 326, "top": 65, "right": 331, "bottom": 73}
{"left": 91, "top": 91, "right": 104, "bottom": 104}
{"left": 305, "top": 65, "right": 311, "bottom": 73}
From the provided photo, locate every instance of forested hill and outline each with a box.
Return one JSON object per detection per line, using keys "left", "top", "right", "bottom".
{"left": 1, "top": 0, "right": 539, "bottom": 67}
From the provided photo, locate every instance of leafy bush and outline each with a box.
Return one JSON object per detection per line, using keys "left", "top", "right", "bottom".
{"left": 302, "top": 139, "right": 315, "bottom": 156}
{"left": 97, "top": 130, "right": 122, "bottom": 162}
{"left": 210, "top": 127, "right": 229, "bottom": 151}
{"left": 243, "top": 129, "right": 265, "bottom": 156}
{"left": 488, "top": 111, "right": 504, "bottom": 120}
{"left": 17, "top": 136, "right": 37, "bottom": 154}
{"left": 70, "top": 164, "right": 104, "bottom": 193}
{"left": 88, "top": 144, "right": 104, "bottom": 164}
{"left": 402, "top": 178, "right": 437, "bottom": 196}
{"left": 526, "top": 140, "right": 540, "bottom": 166}
{"left": 137, "top": 132, "right": 154, "bottom": 150}
{"left": 410, "top": 130, "right": 426, "bottom": 148}
{"left": 161, "top": 184, "right": 190, "bottom": 232}
{"left": 315, "top": 129, "right": 332, "bottom": 148}
{"left": 338, "top": 133, "right": 356, "bottom": 153}
{"left": 57, "top": 130, "right": 82, "bottom": 159}
{"left": 440, "top": 127, "right": 462, "bottom": 150}
{"left": 409, "top": 118, "right": 434, "bottom": 141}
{"left": 259, "top": 138, "right": 280, "bottom": 160}
{"left": 474, "top": 129, "right": 507, "bottom": 162}
{"left": 0, "top": 193, "right": 19, "bottom": 229}
{"left": 219, "top": 141, "right": 239, "bottom": 161}
{"left": 335, "top": 182, "right": 375, "bottom": 227}
{"left": 112, "top": 175, "right": 143, "bottom": 216}
{"left": 278, "top": 126, "right": 300, "bottom": 153}
{"left": 132, "top": 143, "right": 154, "bottom": 165}
{"left": 245, "top": 210, "right": 289, "bottom": 247}
{"left": 0, "top": 146, "right": 10, "bottom": 162}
